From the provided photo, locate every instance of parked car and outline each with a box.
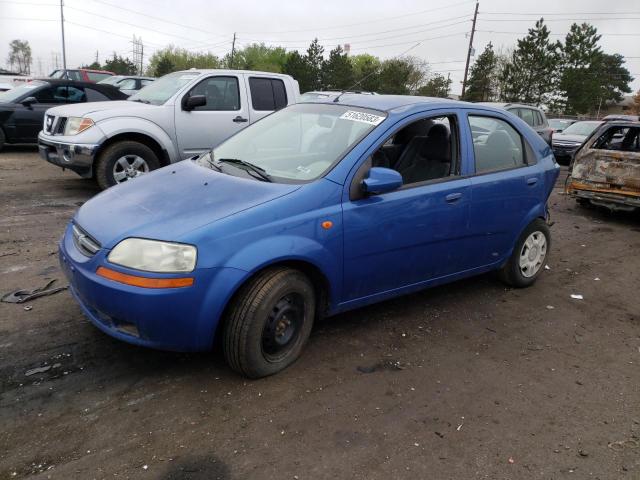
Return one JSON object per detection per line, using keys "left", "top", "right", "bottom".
{"left": 0, "top": 79, "right": 127, "bottom": 150}
{"left": 0, "top": 82, "right": 13, "bottom": 92}
{"left": 548, "top": 118, "right": 576, "bottom": 133}
{"left": 39, "top": 69, "right": 300, "bottom": 189}
{"left": 566, "top": 119, "right": 640, "bottom": 211}
{"left": 551, "top": 120, "right": 603, "bottom": 165}
{"left": 49, "top": 69, "right": 115, "bottom": 83}
{"left": 59, "top": 95, "right": 559, "bottom": 377}
{"left": 479, "top": 102, "right": 553, "bottom": 145}
{"left": 98, "top": 75, "right": 155, "bottom": 96}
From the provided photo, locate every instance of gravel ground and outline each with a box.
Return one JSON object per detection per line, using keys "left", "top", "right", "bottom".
{"left": 1, "top": 147, "right": 639, "bottom": 480}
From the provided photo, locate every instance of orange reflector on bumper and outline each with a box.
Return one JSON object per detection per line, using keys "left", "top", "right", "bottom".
{"left": 96, "top": 266, "right": 194, "bottom": 289}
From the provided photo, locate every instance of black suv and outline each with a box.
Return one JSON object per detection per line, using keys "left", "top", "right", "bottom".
{"left": 479, "top": 102, "right": 553, "bottom": 145}
{"left": 0, "top": 79, "right": 126, "bottom": 150}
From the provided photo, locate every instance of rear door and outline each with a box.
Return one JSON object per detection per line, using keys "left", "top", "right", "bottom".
{"left": 464, "top": 111, "right": 545, "bottom": 268}
{"left": 244, "top": 75, "right": 289, "bottom": 123}
{"left": 174, "top": 74, "right": 249, "bottom": 158}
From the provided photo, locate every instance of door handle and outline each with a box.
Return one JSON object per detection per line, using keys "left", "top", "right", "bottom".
{"left": 233, "top": 116, "right": 248, "bottom": 123}
{"left": 526, "top": 177, "right": 538, "bottom": 186}
{"left": 445, "top": 192, "right": 463, "bottom": 203}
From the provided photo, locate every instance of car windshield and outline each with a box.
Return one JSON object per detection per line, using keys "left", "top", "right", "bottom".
{"left": 98, "top": 76, "right": 123, "bottom": 85}
{"left": 549, "top": 119, "right": 573, "bottom": 129}
{"left": 128, "top": 71, "right": 200, "bottom": 105}
{"left": 198, "top": 103, "right": 386, "bottom": 182}
{"left": 0, "top": 81, "right": 45, "bottom": 103}
{"left": 562, "top": 121, "right": 602, "bottom": 136}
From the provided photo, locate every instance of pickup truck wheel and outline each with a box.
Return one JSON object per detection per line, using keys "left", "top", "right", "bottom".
{"left": 223, "top": 267, "right": 316, "bottom": 378}
{"left": 499, "top": 219, "right": 550, "bottom": 288}
{"left": 95, "top": 141, "right": 160, "bottom": 190}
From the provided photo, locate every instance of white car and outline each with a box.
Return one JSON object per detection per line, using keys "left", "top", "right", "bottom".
{"left": 38, "top": 69, "right": 300, "bottom": 189}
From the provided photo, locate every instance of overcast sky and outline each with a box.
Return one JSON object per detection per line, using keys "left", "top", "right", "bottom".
{"left": 1, "top": 0, "right": 638, "bottom": 95}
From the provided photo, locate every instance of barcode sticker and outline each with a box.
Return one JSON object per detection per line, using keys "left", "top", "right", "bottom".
{"left": 339, "top": 110, "right": 385, "bottom": 126}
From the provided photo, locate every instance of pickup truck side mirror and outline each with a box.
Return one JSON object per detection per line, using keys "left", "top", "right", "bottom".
{"left": 21, "top": 96, "right": 37, "bottom": 108}
{"left": 182, "top": 95, "right": 206, "bottom": 111}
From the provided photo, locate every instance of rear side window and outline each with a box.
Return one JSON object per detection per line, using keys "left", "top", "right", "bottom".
{"left": 469, "top": 116, "right": 525, "bottom": 173}
{"left": 85, "top": 88, "right": 110, "bottom": 101}
{"left": 249, "top": 77, "right": 288, "bottom": 111}
{"left": 189, "top": 76, "right": 240, "bottom": 111}
{"left": 593, "top": 126, "right": 640, "bottom": 152}
{"left": 517, "top": 108, "right": 535, "bottom": 127}
{"left": 86, "top": 72, "right": 113, "bottom": 82}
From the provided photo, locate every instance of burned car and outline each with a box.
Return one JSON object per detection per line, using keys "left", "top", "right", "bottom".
{"left": 567, "top": 119, "right": 640, "bottom": 211}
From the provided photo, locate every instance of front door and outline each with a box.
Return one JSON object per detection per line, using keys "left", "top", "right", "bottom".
{"left": 174, "top": 75, "right": 249, "bottom": 158}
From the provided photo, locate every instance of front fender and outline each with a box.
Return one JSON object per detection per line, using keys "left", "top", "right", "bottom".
{"left": 224, "top": 235, "right": 342, "bottom": 312}
{"left": 97, "top": 117, "right": 179, "bottom": 162}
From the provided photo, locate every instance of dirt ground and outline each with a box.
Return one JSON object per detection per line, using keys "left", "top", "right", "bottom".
{"left": 1, "top": 147, "right": 639, "bottom": 480}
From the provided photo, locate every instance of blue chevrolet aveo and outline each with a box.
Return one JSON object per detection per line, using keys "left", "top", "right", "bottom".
{"left": 60, "top": 95, "right": 560, "bottom": 377}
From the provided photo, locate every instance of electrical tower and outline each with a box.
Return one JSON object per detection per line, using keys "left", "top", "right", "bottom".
{"left": 131, "top": 36, "right": 144, "bottom": 74}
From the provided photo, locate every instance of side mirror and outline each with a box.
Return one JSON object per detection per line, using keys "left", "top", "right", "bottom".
{"left": 21, "top": 96, "right": 37, "bottom": 107}
{"left": 182, "top": 95, "right": 206, "bottom": 111}
{"left": 362, "top": 167, "right": 403, "bottom": 195}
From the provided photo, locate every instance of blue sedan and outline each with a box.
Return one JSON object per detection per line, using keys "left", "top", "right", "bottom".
{"left": 59, "top": 95, "right": 560, "bottom": 377}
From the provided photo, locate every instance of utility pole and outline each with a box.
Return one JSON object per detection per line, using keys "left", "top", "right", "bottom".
{"left": 230, "top": 33, "right": 236, "bottom": 68}
{"left": 60, "top": 0, "right": 67, "bottom": 71}
{"left": 461, "top": 1, "right": 478, "bottom": 99}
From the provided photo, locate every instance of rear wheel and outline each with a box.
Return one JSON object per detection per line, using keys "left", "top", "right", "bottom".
{"left": 499, "top": 219, "right": 550, "bottom": 288}
{"left": 95, "top": 141, "right": 160, "bottom": 190}
{"left": 223, "top": 267, "right": 316, "bottom": 378}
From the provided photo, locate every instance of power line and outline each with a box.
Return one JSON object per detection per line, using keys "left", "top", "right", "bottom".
{"left": 476, "top": 30, "right": 640, "bottom": 36}
{"left": 478, "top": 16, "right": 640, "bottom": 22}
{"left": 348, "top": 31, "right": 469, "bottom": 52}
{"left": 480, "top": 11, "right": 640, "bottom": 16}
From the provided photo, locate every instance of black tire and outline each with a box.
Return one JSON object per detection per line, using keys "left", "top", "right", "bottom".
{"left": 95, "top": 141, "right": 160, "bottom": 190}
{"left": 0, "top": 128, "right": 5, "bottom": 151}
{"left": 223, "top": 267, "right": 316, "bottom": 378}
{"left": 499, "top": 218, "right": 551, "bottom": 288}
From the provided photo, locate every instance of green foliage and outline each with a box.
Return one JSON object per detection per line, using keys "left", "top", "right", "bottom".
{"left": 7, "top": 39, "right": 31, "bottom": 74}
{"left": 417, "top": 73, "right": 452, "bottom": 98}
{"left": 305, "top": 39, "right": 324, "bottom": 91}
{"left": 154, "top": 56, "right": 175, "bottom": 77}
{"left": 378, "top": 57, "right": 425, "bottom": 95}
{"left": 321, "top": 45, "right": 354, "bottom": 90}
{"left": 82, "top": 61, "right": 102, "bottom": 70}
{"left": 463, "top": 42, "right": 497, "bottom": 101}
{"left": 283, "top": 51, "right": 314, "bottom": 92}
{"left": 103, "top": 53, "right": 137, "bottom": 75}
{"left": 147, "top": 46, "right": 221, "bottom": 76}
{"left": 350, "top": 54, "right": 381, "bottom": 92}
{"left": 225, "top": 43, "right": 287, "bottom": 72}
{"left": 500, "top": 19, "right": 561, "bottom": 105}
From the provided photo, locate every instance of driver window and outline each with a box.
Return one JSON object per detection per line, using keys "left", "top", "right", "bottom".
{"left": 189, "top": 76, "right": 240, "bottom": 111}
{"left": 370, "top": 115, "right": 457, "bottom": 186}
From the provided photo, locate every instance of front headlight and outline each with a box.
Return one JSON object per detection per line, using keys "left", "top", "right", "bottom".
{"left": 64, "top": 117, "right": 94, "bottom": 136}
{"left": 108, "top": 238, "right": 197, "bottom": 273}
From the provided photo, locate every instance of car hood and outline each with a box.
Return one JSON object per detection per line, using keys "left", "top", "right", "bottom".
{"left": 45, "top": 100, "right": 158, "bottom": 120}
{"left": 552, "top": 133, "right": 586, "bottom": 144}
{"left": 74, "top": 160, "right": 301, "bottom": 249}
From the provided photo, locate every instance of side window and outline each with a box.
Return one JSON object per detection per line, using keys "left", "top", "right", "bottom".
{"left": 86, "top": 72, "right": 112, "bottom": 82}
{"left": 54, "top": 85, "right": 86, "bottom": 103}
{"left": 469, "top": 116, "right": 525, "bottom": 173}
{"left": 370, "top": 115, "right": 457, "bottom": 186}
{"left": 189, "top": 76, "right": 240, "bottom": 111}
{"left": 85, "top": 88, "right": 110, "bottom": 102}
{"left": 519, "top": 108, "right": 535, "bottom": 127}
{"left": 68, "top": 71, "right": 83, "bottom": 81}
{"left": 140, "top": 79, "right": 154, "bottom": 87}
{"left": 117, "top": 79, "right": 137, "bottom": 90}
{"left": 593, "top": 126, "right": 640, "bottom": 152}
{"left": 534, "top": 110, "right": 544, "bottom": 127}
{"left": 33, "top": 87, "right": 57, "bottom": 103}
{"left": 249, "top": 77, "right": 288, "bottom": 111}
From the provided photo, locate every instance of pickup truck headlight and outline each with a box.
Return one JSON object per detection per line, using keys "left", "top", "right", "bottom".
{"left": 108, "top": 238, "right": 197, "bottom": 273}
{"left": 64, "top": 117, "right": 94, "bottom": 136}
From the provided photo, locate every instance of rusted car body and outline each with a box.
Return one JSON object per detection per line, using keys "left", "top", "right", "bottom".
{"left": 566, "top": 120, "right": 640, "bottom": 211}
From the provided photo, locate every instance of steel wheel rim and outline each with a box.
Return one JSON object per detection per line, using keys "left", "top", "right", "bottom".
{"left": 519, "top": 231, "right": 547, "bottom": 278}
{"left": 261, "top": 293, "right": 305, "bottom": 361}
{"left": 112, "top": 155, "right": 149, "bottom": 183}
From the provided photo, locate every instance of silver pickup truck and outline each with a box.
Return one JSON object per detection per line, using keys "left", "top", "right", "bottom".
{"left": 38, "top": 69, "right": 300, "bottom": 189}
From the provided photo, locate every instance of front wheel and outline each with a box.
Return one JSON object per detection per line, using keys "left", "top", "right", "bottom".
{"left": 499, "top": 219, "right": 550, "bottom": 288}
{"left": 95, "top": 141, "right": 160, "bottom": 190}
{"left": 223, "top": 267, "right": 316, "bottom": 378}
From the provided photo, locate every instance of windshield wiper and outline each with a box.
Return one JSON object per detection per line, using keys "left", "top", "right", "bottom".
{"left": 130, "top": 99, "right": 150, "bottom": 104}
{"left": 217, "top": 158, "right": 272, "bottom": 182}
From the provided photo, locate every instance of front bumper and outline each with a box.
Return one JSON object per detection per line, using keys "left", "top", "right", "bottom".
{"left": 38, "top": 133, "right": 99, "bottom": 178}
{"left": 552, "top": 144, "right": 579, "bottom": 161}
{"left": 59, "top": 223, "right": 246, "bottom": 351}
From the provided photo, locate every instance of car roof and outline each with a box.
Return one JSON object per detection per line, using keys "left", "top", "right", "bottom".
{"left": 309, "top": 94, "right": 463, "bottom": 112}
{"left": 32, "top": 78, "right": 118, "bottom": 88}
{"left": 176, "top": 69, "right": 292, "bottom": 79}
{"left": 478, "top": 102, "right": 542, "bottom": 110}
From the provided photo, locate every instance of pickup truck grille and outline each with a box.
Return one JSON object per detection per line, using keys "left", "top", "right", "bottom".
{"left": 72, "top": 224, "right": 101, "bottom": 257}
{"left": 43, "top": 115, "right": 67, "bottom": 135}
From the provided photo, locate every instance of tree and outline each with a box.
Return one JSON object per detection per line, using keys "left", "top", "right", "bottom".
{"left": 154, "top": 56, "right": 175, "bottom": 76}
{"left": 631, "top": 89, "right": 640, "bottom": 115}
{"left": 321, "top": 45, "right": 354, "bottom": 90}
{"left": 417, "top": 73, "right": 452, "bottom": 98}
{"left": 284, "top": 51, "right": 313, "bottom": 92}
{"left": 146, "top": 46, "right": 220, "bottom": 75}
{"left": 350, "top": 54, "right": 381, "bottom": 92}
{"left": 378, "top": 57, "right": 426, "bottom": 94}
{"left": 7, "top": 39, "right": 32, "bottom": 74}
{"left": 500, "top": 19, "right": 561, "bottom": 105}
{"left": 463, "top": 42, "right": 497, "bottom": 101}
{"left": 227, "top": 43, "right": 287, "bottom": 72}
{"left": 104, "top": 54, "right": 137, "bottom": 75}
{"left": 305, "top": 39, "right": 324, "bottom": 91}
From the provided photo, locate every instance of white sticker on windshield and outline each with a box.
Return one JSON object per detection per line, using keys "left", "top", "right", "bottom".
{"left": 339, "top": 110, "right": 385, "bottom": 126}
